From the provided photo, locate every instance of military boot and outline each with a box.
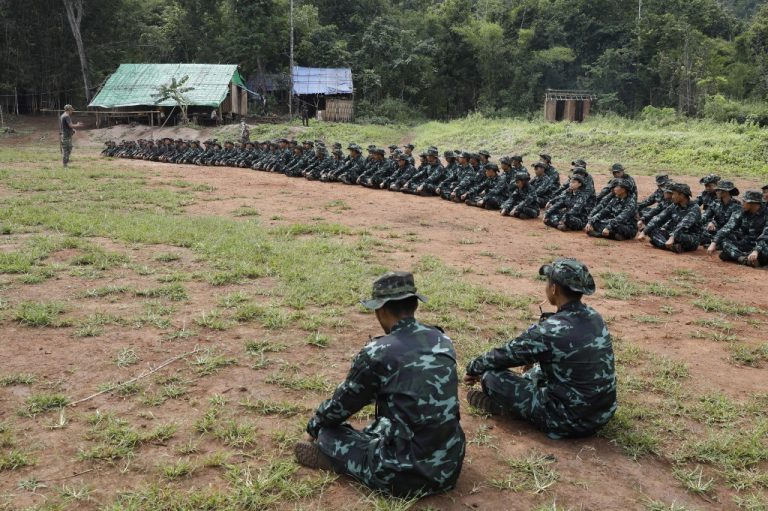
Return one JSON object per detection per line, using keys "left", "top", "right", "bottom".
{"left": 294, "top": 441, "right": 335, "bottom": 471}
{"left": 466, "top": 389, "right": 505, "bottom": 415}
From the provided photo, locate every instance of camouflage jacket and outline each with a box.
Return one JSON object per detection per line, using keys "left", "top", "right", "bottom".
{"left": 421, "top": 163, "right": 446, "bottom": 186}
{"left": 501, "top": 182, "right": 538, "bottom": 211}
{"left": 697, "top": 190, "right": 717, "bottom": 210}
{"left": 530, "top": 172, "right": 560, "bottom": 201}
{"left": 756, "top": 221, "right": 768, "bottom": 254}
{"left": 638, "top": 188, "right": 664, "bottom": 211}
{"left": 596, "top": 174, "right": 636, "bottom": 202}
{"left": 307, "top": 317, "right": 465, "bottom": 492}
{"left": 466, "top": 301, "right": 617, "bottom": 438}
{"left": 466, "top": 174, "right": 500, "bottom": 198}
{"left": 714, "top": 205, "right": 767, "bottom": 246}
{"left": 589, "top": 194, "right": 638, "bottom": 229}
{"left": 548, "top": 189, "right": 591, "bottom": 219}
{"left": 644, "top": 201, "right": 702, "bottom": 239}
{"left": 554, "top": 173, "right": 596, "bottom": 200}
{"left": 453, "top": 167, "right": 484, "bottom": 195}
{"left": 702, "top": 198, "right": 742, "bottom": 229}
{"left": 436, "top": 162, "right": 461, "bottom": 189}
{"left": 640, "top": 197, "right": 672, "bottom": 223}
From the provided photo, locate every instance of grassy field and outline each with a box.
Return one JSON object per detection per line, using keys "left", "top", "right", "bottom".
{"left": 212, "top": 114, "right": 768, "bottom": 179}
{"left": 0, "top": 120, "right": 767, "bottom": 510}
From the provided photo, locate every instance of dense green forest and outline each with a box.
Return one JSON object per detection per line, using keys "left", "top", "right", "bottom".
{"left": 1, "top": 0, "right": 768, "bottom": 121}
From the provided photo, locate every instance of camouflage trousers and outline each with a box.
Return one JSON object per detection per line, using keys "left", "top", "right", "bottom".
{"left": 720, "top": 238, "right": 768, "bottom": 265}
{"left": 544, "top": 210, "right": 587, "bottom": 231}
{"left": 648, "top": 228, "right": 699, "bottom": 252}
{"left": 481, "top": 368, "right": 592, "bottom": 440}
{"left": 590, "top": 219, "right": 637, "bottom": 240}
{"left": 61, "top": 135, "right": 73, "bottom": 165}
{"left": 316, "top": 424, "right": 445, "bottom": 498}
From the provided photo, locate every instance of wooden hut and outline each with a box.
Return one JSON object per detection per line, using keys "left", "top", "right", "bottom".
{"left": 291, "top": 66, "right": 354, "bottom": 122}
{"left": 544, "top": 89, "right": 597, "bottom": 122}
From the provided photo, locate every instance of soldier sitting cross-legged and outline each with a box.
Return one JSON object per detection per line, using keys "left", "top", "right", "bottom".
{"left": 295, "top": 272, "right": 465, "bottom": 498}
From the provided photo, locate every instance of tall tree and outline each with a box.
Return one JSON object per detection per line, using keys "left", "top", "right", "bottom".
{"left": 62, "top": 0, "right": 92, "bottom": 102}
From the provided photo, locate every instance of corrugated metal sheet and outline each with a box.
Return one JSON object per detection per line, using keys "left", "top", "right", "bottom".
{"left": 89, "top": 63, "right": 242, "bottom": 108}
{"left": 291, "top": 66, "right": 353, "bottom": 95}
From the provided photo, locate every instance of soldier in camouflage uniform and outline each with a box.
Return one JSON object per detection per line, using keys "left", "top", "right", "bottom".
{"left": 713, "top": 190, "right": 768, "bottom": 265}
{"left": 388, "top": 153, "right": 421, "bottom": 191}
{"left": 464, "top": 163, "right": 501, "bottom": 207}
{"left": 585, "top": 178, "right": 638, "bottom": 241}
{"left": 402, "top": 148, "right": 437, "bottom": 194}
{"left": 638, "top": 182, "right": 701, "bottom": 253}
{"left": 701, "top": 180, "right": 741, "bottom": 247}
{"left": 750, "top": 216, "right": 768, "bottom": 267}
{"left": 544, "top": 175, "right": 591, "bottom": 231}
{"left": 595, "top": 163, "right": 636, "bottom": 205}
{"left": 531, "top": 162, "right": 560, "bottom": 208}
{"left": 538, "top": 154, "right": 560, "bottom": 186}
{"left": 637, "top": 184, "right": 673, "bottom": 232}
{"left": 59, "top": 104, "right": 83, "bottom": 167}
{"left": 696, "top": 174, "right": 721, "bottom": 211}
{"left": 381, "top": 154, "right": 414, "bottom": 190}
{"left": 436, "top": 152, "right": 468, "bottom": 199}
{"left": 416, "top": 150, "right": 449, "bottom": 196}
{"left": 465, "top": 258, "right": 616, "bottom": 439}
{"left": 296, "top": 272, "right": 465, "bottom": 498}
{"left": 451, "top": 154, "right": 485, "bottom": 202}
{"left": 500, "top": 172, "right": 539, "bottom": 218}
{"left": 638, "top": 174, "right": 670, "bottom": 217}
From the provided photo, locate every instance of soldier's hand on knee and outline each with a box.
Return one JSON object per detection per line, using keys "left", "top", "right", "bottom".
{"left": 748, "top": 251, "right": 759, "bottom": 264}
{"left": 665, "top": 236, "right": 675, "bottom": 247}
{"left": 707, "top": 242, "right": 717, "bottom": 255}
{"left": 463, "top": 373, "right": 481, "bottom": 386}
{"left": 602, "top": 228, "right": 610, "bottom": 237}
{"left": 584, "top": 223, "right": 593, "bottom": 233}
{"left": 636, "top": 232, "right": 646, "bottom": 241}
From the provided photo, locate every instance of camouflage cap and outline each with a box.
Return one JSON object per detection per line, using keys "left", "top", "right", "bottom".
{"left": 762, "top": 184, "right": 768, "bottom": 191}
{"left": 375, "top": 148, "right": 386, "bottom": 156}
{"left": 571, "top": 159, "right": 587, "bottom": 167}
{"left": 743, "top": 190, "right": 765, "bottom": 204}
{"left": 478, "top": 149, "right": 491, "bottom": 158}
{"left": 668, "top": 182, "right": 692, "bottom": 197}
{"left": 716, "top": 180, "right": 739, "bottom": 196}
{"left": 510, "top": 155, "right": 523, "bottom": 162}
{"left": 539, "top": 153, "right": 552, "bottom": 162}
{"left": 611, "top": 163, "right": 625, "bottom": 172}
{"left": 655, "top": 173, "right": 670, "bottom": 185}
{"left": 572, "top": 166, "right": 588, "bottom": 176}
{"left": 304, "top": 140, "right": 314, "bottom": 146}
{"left": 361, "top": 271, "right": 428, "bottom": 310}
{"left": 367, "top": 144, "right": 377, "bottom": 152}
{"left": 404, "top": 143, "right": 415, "bottom": 150}
{"left": 419, "top": 151, "right": 428, "bottom": 158}
{"left": 571, "top": 174, "right": 586, "bottom": 185}
{"left": 514, "top": 171, "right": 530, "bottom": 181}
{"left": 332, "top": 142, "right": 342, "bottom": 149}
{"left": 485, "top": 163, "right": 499, "bottom": 172}
{"left": 348, "top": 143, "right": 361, "bottom": 152}
{"left": 533, "top": 162, "right": 547, "bottom": 169}
{"left": 613, "top": 178, "right": 632, "bottom": 190}
{"left": 427, "top": 146, "right": 439, "bottom": 156}
{"left": 397, "top": 153, "right": 409, "bottom": 161}
{"left": 388, "top": 144, "right": 398, "bottom": 150}
{"left": 539, "top": 258, "right": 596, "bottom": 295}
{"left": 699, "top": 173, "right": 720, "bottom": 185}
{"left": 499, "top": 156, "right": 511, "bottom": 165}
{"left": 444, "top": 150, "right": 456, "bottom": 159}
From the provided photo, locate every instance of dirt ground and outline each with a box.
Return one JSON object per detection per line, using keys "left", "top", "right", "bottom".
{"left": 1, "top": 118, "right": 767, "bottom": 510}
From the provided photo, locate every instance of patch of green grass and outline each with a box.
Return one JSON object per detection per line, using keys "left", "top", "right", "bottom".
{"left": 266, "top": 373, "right": 332, "bottom": 392}
{"left": 271, "top": 222, "right": 352, "bottom": 237}
{"left": 82, "top": 285, "right": 132, "bottom": 298}
{"left": 194, "top": 309, "right": 232, "bottom": 331}
{"left": 646, "top": 282, "right": 682, "bottom": 297}
{"left": 599, "top": 403, "right": 660, "bottom": 459}
{"left": 693, "top": 317, "right": 734, "bottom": 332}
{"left": 672, "top": 464, "right": 715, "bottom": 496}
{"left": 0, "top": 449, "right": 35, "bottom": 471}
{"left": 59, "top": 483, "right": 93, "bottom": 503}
{"left": 642, "top": 498, "right": 696, "bottom": 511}
{"left": 232, "top": 205, "right": 260, "bottom": 217}
{"left": 13, "top": 300, "right": 65, "bottom": 327}
{"left": 212, "top": 419, "right": 257, "bottom": 448}
{"left": 78, "top": 413, "right": 176, "bottom": 461}
{"left": 633, "top": 314, "right": 664, "bottom": 324}
{"left": 70, "top": 248, "right": 129, "bottom": 270}
{"left": 18, "top": 393, "right": 70, "bottom": 417}
{"left": 729, "top": 343, "right": 768, "bottom": 367}
{"left": 191, "top": 347, "right": 237, "bottom": 375}
{"left": 134, "top": 283, "right": 188, "bottom": 301}
{"left": 218, "top": 291, "right": 250, "bottom": 308}
{"left": 497, "top": 266, "right": 523, "bottom": 278}
{"left": 153, "top": 252, "right": 181, "bottom": 262}
{"left": 693, "top": 294, "right": 759, "bottom": 316}
{"left": 489, "top": 450, "right": 559, "bottom": 493}
{"left": 599, "top": 272, "right": 646, "bottom": 300}
{"left": 0, "top": 373, "right": 36, "bottom": 386}
{"left": 468, "top": 424, "right": 495, "bottom": 447}
{"left": 239, "top": 398, "right": 305, "bottom": 417}
{"left": 306, "top": 331, "right": 330, "bottom": 348}
{"left": 115, "top": 347, "right": 139, "bottom": 368}
{"left": 19, "top": 267, "right": 56, "bottom": 284}
{"left": 160, "top": 459, "right": 195, "bottom": 480}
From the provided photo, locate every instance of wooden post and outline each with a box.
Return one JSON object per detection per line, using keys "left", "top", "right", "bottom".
{"left": 564, "top": 100, "right": 577, "bottom": 121}
{"left": 582, "top": 100, "right": 591, "bottom": 121}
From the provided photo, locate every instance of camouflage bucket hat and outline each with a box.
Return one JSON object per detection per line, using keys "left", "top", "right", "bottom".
{"left": 613, "top": 178, "right": 631, "bottom": 190}
{"left": 699, "top": 174, "right": 720, "bottom": 185}
{"left": 539, "top": 258, "right": 596, "bottom": 295}
{"left": 572, "top": 166, "right": 588, "bottom": 176}
{"left": 571, "top": 159, "right": 587, "bottom": 167}
{"left": 514, "top": 171, "right": 530, "bottom": 181}
{"left": 361, "top": 271, "right": 428, "bottom": 310}
{"left": 743, "top": 190, "right": 765, "bottom": 204}
{"left": 444, "top": 150, "right": 456, "bottom": 159}
{"left": 510, "top": 155, "right": 523, "bottom": 162}
{"left": 716, "top": 180, "right": 739, "bottom": 196}
{"left": 655, "top": 174, "right": 669, "bottom": 185}
{"left": 478, "top": 149, "right": 491, "bottom": 158}
{"left": 611, "top": 163, "right": 625, "bottom": 172}
{"left": 539, "top": 153, "right": 552, "bottom": 162}
{"left": 668, "top": 182, "right": 692, "bottom": 197}
{"left": 499, "top": 156, "right": 511, "bottom": 165}
{"left": 762, "top": 184, "right": 768, "bottom": 191}
{"left": 427, "top": 146, "right": 439, "bottom": 156}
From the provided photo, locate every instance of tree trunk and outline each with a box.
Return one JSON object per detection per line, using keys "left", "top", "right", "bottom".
{"left": 63, "top": 0, "right": 92, "bottom": 103}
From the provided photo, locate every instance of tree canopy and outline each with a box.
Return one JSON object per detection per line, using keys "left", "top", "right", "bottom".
{"left": 1, "top": 0, "right": 767, "bottom": 119}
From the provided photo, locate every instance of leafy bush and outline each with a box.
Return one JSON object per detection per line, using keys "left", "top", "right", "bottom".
{"left": 356, "top": 97, "right": 426, "bottom": 125}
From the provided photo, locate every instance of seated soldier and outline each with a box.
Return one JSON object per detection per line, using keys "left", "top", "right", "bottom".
{"left": 637, "top": 184, "right": 673, "bottom": 232}
{"left": 472, "top": 160, "right": 512, "bottom": 209}
{"left": 638, "top": 174, "right": 670, "bottom": 216}
{"left": 750, "top": 217, "right": 768, "bottom": 267}
{"left": 594, "top": 163, "right": 636, "bottom": 204}
{"left": 438, "top": 152, "right": 472, "bottom": 200}
{"left": 385, "top": 153, "right": 417, "bottom": 191}
{"left": 584, "top": 178, "right": 638, "bottom": 241}
{"left": 543, "top": 174, "right": 591, "bottom": 231}
{"left": 415, "top": 148, "right": 446, "bottom": 196}
{"left": 696, "top": 173, "right": 720, "bottom": 210}
{"left": 531, "top": 162, "right": 560, "bottom": 208}
{"left": 295, "top": 272, "right": 465, "bottom": 498}
{"left": 464, "top": 258, "right": 616, "bottom": 439}
{"left": 403, "top": 148, "right": 439, "bottom": 194}
{"left": 464, "top": 163, "right": 501, "bottom": 206}
{"left": 450, "top": 154, "right": 485, "bottom": 203}
{"left": 432, "top": 151, "right": 459, "bottom": 197}
{"left": 638, "top": 182, "right": 701, "bottom": 253}
{"left": 712, "top": 190, "right": 768, "bottom": 266}
{"left": 500, "top": 172, "right": 539, "bottom": 218}
{"left": 701, "top": 180, "right": 741, "bottom": 246}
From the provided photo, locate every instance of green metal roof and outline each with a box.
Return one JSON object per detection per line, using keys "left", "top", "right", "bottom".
{"left": 89, "top": 63, "right": 244, "bottom": 109}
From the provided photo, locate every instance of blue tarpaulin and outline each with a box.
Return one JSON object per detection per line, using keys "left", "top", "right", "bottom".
{"left": 291, "top": 66, "right": 353, "bottom": 95}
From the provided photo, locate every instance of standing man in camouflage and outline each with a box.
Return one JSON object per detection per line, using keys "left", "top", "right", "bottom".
{"left": 464, "top": 258, "right": 616, "bottom": 439}
{"left": 296, "top": 272, "right": 465, "bottom": 498}
{"left": 59, "top": 104, "right": 83, "bottom": 167}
